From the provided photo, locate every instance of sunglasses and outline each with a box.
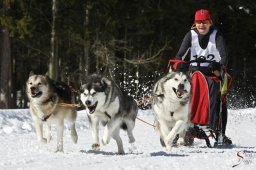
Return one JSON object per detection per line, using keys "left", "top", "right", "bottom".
{"left": 195, "top": 20, "right": 210, "bottom": 24}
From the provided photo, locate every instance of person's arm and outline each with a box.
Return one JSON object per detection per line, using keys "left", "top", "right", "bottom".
{"left": 213, "top": 31, "right": 229, "bottom": 77}
{"left": 176, "top": 31, "right": 191, "bottom": 60}
{"left": 216, "top": 31, "right": 228, "bottom": 67}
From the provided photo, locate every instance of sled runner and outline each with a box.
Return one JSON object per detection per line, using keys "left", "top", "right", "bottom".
{"left": 168, "top": 58, "right": 232, "bottom": 148}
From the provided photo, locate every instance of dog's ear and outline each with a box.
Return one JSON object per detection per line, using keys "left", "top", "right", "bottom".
{"left": 80, "top": 80, "right": 83, "bottom": 89}
{"left": 44, "top": 73, "right": 51, "bottom": 82}
{"left": 80, "top": 83, "right": 86, "bottom": 92}
{"left": 101, "top": 77, "right": 111, "bottom": 86}
{"left": 44, "top": 72, "right": 51, "bottom": 79}
{"left": 169, "top": 66, "right": 173, "bottom": 73}
{"left": 45, "top": 72, "right": 49, "bottom": 76}
{"left": 29, "top": 71, "right": 34, "bottom": 77}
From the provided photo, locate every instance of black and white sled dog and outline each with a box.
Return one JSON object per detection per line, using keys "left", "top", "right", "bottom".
{"left": 26, "top": 72, "right": 78, "bottom": 152}
{"left": 152, "top": 69, "right": 191, "bottom": 151}
{"left": 80, "top": 74, "right": 138, "bottom": 154}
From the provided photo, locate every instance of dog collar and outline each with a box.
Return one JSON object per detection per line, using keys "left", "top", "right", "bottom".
{"left": 104, "top": 112, "right": 111, "bottom": 119}
{"left": 156, "top": 94, "right": 164, "bottom": 98}
{"left": 42, "top": 114, "right": 52, "bottom": 121}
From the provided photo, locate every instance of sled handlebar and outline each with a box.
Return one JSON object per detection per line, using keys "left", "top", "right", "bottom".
{"left": 168, "top": 58, "right": 218, "bottom": 66}
{"left": 168, "top": 58, "right": 220, "bottom": 72}
{"left": 188, "top": 59, "right": 217, "bottom": 64}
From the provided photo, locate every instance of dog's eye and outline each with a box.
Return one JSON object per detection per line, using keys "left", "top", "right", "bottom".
{"left": 29, "top": 82, "right": 32, "bottom": 85}
{"left": 174, "top": 78, "right": 178, "bottom": 81}
{"left": 83, "top": 93, "right": 88, "bottom": 96}
{"left": 91, "top": 92, "right": 96, "bottom": 96}
{"left": 184, "top": 79, "right": 187, "bottom": 82}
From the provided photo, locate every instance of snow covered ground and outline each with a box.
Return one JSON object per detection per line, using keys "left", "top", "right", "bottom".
{"left": 0, "top": 108, "right": 255, "bottom": 170}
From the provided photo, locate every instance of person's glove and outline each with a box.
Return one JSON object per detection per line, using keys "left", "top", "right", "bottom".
{"left": 208, "top": 62, "right": 222, "bottom": 78}
{"left": 208, "top": 61, "right": 221, "bottom": 72}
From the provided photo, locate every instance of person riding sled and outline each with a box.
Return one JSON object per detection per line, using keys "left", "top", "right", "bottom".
{"left": 175, "top": 9, "right": 232, "bottom": 145}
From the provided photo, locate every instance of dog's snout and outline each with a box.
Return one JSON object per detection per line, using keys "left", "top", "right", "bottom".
{"left": 178, "top": 84, "right": 184, "bottom": 89}
{"left": 85, "top": 100, "right": 91, "bottom": 106}
{"left": 30, "top": 87, "right": 36, "bottom": 91}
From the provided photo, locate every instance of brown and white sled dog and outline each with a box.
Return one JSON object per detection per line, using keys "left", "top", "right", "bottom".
{"left": 152, "top": 70, "right": 191, "bottom": 150}
{"left": 26, "top": 72, "right": 78, "bottom": 152}
{"left": 80, "top": 74, "right": 138, "bottom": 154}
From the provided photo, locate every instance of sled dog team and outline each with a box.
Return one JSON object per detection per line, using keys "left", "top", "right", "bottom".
{"left": 25, "top": 8, "right": 233, "bottom": 154}
{"left": 26, "top": 69, "right": 191, "bottom": 154}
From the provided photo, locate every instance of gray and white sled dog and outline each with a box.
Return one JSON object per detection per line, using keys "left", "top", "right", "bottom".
{"left": 80, "top": 74, "right": 138, "bottom": 154}
{"left": 26, "top": 72, "right": 78, "bottom": 152}
{"left": 152, "top": 69, "right": 191, "bottom": 151}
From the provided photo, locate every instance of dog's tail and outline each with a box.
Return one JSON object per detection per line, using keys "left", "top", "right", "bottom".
{"left": 52, "top": 80, "right": 72, "bottom": 103}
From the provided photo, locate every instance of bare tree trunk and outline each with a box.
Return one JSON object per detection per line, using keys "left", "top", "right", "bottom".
{"left": 80, "top": 2, "right": 90, "bottom": 77}
{"left": 108, "top": 39, "right": 115, "bottom": 80}
{"left": 122, "top": 23, "right": 128, "bottom": 89}
{"left": 49, "top": 0, "right": 58, "bottom": 80}
{"left": 0, "top": 29, "right": 12, "bottom": 109}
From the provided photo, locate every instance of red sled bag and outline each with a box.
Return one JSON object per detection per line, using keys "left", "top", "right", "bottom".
{"left": 190, "top": 71, "right": 221, "bottom": 129}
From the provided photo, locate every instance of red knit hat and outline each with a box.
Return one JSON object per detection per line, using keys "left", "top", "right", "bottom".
{"left": 194, "top": 9, "right": 211, "bottom": 21}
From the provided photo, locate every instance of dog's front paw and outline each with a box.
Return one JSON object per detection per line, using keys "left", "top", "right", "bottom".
{"left": 166, "top": 145, "right": 172, "bottom": 151}
{"left": 129, "top": 136, "right": 135, "bottom": 143}
{"left": 54, "top": 143, "right": 64, "bottom": 153}
{"left": 71, "top": 133, "right": 78, "bottom": 144}
{"left": 92, "top": 143, "right": 100, "bottom": 150}
{"left": 177, "top": 138, "right": 185, "bottom": 146}
{"left": 40, "top": 138, "right": 47, "bottom": 144}
{"left": 164, "top": 138, "right": 170, "bottom": 146}
{"left": 54, "top": 148, "right": 64, "bottom": 153}
{"left": 71, "top": 128, "right": 78, "bottom": 144}
{"left": 117, "top": 150, "right": 125, "bottom": 155}
{"left": 101, "top": 138, "right": 109, "bottom": 145}
{"left": 46, "top": 136, "right": 52, "bottom": 143}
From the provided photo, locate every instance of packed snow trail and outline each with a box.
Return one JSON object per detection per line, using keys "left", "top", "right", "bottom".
{"left": 0, "top": 109, "right": 255, "bottom": 170}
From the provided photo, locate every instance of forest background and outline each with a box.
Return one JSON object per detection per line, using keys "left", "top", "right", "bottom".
{"left": 0, "top": 0, "right": 255, "bottom": 109}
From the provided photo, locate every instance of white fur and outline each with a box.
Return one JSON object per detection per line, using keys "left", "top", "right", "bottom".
{"left": 153, "top": 72, "right": 191, "bottom": 151}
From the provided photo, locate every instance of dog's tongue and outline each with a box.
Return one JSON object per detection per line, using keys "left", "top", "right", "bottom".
{"left": 177, "top": 89, "right": 185, "bottom": 96}
{"left": 87, "top": 102, "right": 98, "bottom": 114}
{"left": 31, "top": 91, "right": 38, "bottom": 96}
{"left": 88, "top": 106, "right": 95, "bottom": 113}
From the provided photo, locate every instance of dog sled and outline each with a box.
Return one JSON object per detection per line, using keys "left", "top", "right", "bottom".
{"left": 168, "top": 58, "right": 232, "bottom": 148}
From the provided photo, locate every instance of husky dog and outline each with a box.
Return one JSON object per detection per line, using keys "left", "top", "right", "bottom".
{"left": 80, "top": 74, "right": 138, "bottom": 154}
{"left": 152, "top": 70, "right": 191, "bottom": 150}
{"left": 26, "top": 72, "right": 78, "bottom": 152}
